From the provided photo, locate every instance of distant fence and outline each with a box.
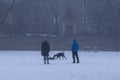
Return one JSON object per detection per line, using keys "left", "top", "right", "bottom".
{"left": 0, "top": 36, "right": 120, "bottom": 51}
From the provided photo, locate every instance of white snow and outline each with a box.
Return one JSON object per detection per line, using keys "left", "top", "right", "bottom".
{"left": 0, "top": 51, "right": 120, "bottom": 80}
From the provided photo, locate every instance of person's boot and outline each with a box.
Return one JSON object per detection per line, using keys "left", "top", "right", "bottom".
{"left": 77, "top": 61, "right": 79, "bottom": 63}
{"left": 72, "top": 61, "right": 75, "bottom": 63}
{"left": 44, "top": 60, "right": 46, "bottom": 64}
{"left": 47, "top": 60, "right": 49, "bottom": 64}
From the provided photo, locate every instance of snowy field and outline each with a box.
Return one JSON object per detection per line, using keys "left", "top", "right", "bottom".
{"left": 0, "top": 51, "right": 120, "bottom": 80}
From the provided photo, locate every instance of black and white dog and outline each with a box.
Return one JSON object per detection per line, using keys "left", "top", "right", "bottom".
{"left": 53, "top": 52, "right": 67, "bottom": 59}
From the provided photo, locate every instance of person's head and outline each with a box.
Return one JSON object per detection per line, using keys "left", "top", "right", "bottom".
{"left": 43, "top": 39, "right": 47, "bottom": 43}
{"left": 73, "top": 39, "right": 76, "bottom": 42}
{"left": 44, "top": 40, "right": 47, "bottom": 41}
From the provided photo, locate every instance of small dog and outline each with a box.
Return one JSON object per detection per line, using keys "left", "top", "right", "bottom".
{"left": 53, "top": 52, "right": 67, "bottom": 59}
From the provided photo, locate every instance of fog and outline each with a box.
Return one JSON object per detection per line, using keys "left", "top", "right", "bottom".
{"left": 0, "top": 0, "right": 120, "bottom": 51}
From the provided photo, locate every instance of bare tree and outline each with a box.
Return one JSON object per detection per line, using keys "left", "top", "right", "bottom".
{"left": 0, "top": 0, "right": 15, "bottom": 25}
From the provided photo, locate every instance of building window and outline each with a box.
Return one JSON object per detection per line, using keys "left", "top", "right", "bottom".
{"left": 80, "top": 17, "right": 88, "bottom": 24}
{"left": 96, "top": 17, "right": 104, "bottom": 26}
{"left": 96, "top": 3, "right": 104, "bottom": 10}
{"left": 80, "top": 3, "right": 88, "bottom": 10}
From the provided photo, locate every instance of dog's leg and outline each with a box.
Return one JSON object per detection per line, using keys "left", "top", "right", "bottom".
{"left": 62, "top": 56, "right": 64, "bottom": 59}
{"left": 53, "top": 55, "right": 56, "bottom": 59}
{"left": 59, "top": 57, "right": 60, "bottom": 60}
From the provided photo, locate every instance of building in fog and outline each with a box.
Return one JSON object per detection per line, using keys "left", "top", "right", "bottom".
{"left": 0, "top": 0, "right": 120, "bottom": 37}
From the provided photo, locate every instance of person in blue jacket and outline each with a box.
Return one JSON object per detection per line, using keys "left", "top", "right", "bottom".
{"left": 71, "top": 39, "right": 79, "bottom": 63}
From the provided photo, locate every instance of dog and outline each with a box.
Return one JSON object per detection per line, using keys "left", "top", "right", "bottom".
{"left": 53, "top": 52, "right": 67, "bottom": 59}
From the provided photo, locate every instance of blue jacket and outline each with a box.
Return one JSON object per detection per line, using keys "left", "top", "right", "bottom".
{"left": 72, "top": 41, "right": 79, "bottom": 52}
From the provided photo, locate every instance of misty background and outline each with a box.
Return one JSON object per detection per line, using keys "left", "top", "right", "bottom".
{"left": 0, "top": 0, "right": 120, "bottom": 51}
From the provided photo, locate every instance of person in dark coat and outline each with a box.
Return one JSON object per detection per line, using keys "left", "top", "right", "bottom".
{"left": 71, "top": 39, "right": 79, "bottom": 63}
{"left": 41, "top": 40, "right": 50, "bottom": 64}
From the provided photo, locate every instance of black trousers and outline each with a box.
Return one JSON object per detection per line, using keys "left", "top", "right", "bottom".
{"left": 43, "top": 56, "right": 49, "bottom": 64}
{"left": 72, "top": 51, "right": 79, "bottom": 63}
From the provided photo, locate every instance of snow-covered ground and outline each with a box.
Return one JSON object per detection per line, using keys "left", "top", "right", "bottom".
{"left": 0, "top": 51, "right": 120, "bottom": 80}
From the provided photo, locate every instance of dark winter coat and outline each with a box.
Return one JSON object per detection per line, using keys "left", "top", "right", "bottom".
{"left": 41, "top": 40, "right": 50, "bottom": 56}
{"left": 72, "top": 41, "right": 79, "bottom": 52}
